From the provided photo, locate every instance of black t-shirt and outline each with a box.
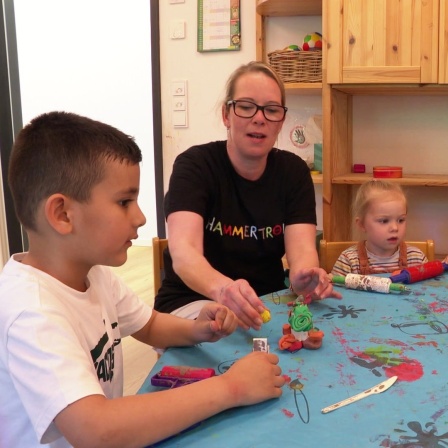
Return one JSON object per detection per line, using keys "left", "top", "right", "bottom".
{"left": 154, "top": 141, "right": 316, "bottom": 313}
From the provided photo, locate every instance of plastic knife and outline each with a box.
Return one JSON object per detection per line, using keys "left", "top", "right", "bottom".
{"left": 321, "top": 375, "right": 398, "bottom": 414}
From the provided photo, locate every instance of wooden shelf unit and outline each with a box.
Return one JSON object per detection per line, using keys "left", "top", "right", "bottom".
{"left": 323, "top": 0, "right": 448, "bottom": 241}
{"left": 256, "top": 0, "right": 323, "bottom": 99}
{"left": 332, "top": 173, "right": 448, "bottom": 187}
{"left": 332, "top": 84, "right": 448, "bottom": 96}
{"left": 256, "top": 0, "right": 322, "bottom": 17}
{"left": 285, "top": 83, "right": 322, "bottom": 95}
{"left": 258, "top": 0, "right": 448, "bottom": 244}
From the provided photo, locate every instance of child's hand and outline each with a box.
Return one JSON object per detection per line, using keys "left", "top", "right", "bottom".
{"left": 193, "top": 303, "right": 239, "bottom": 343}
{"left": 221, "top": 352, "right": 285, "bottom": 406}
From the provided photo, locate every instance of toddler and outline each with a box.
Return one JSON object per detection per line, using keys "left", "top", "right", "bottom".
{"left": 331, "top": 180, "right": 428, "bottom": 276}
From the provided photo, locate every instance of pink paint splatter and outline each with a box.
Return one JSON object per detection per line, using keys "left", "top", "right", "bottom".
{"left": 335, "top": 363, "right": 356, "bottom": 385}
{"left": 369, "top": 338, "right": 407, "bottom": 347}
{"left": 281, "top": 408, "right": 294, "bottom": 418}
{"left": 414, "top": 340, "right": 438, "bottom": 348}
{"left": 332, "top": 327, "right": 357, "bottom": 357}
{"left": 383, "top": 357, "right": 423, "bottom": 382}
{"left": 428, "top": 300, "right": 448, "bottom": 313}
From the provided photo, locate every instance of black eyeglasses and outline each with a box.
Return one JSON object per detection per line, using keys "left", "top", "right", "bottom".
{"left": 227, "top": 100, "right": 287, "bottom": 122}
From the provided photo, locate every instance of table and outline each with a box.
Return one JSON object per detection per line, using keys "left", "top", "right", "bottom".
{"left": 138, "top": 276, "right": 448, "bottom": 447}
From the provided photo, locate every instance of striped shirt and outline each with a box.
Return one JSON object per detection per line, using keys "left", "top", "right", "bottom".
{"left": 331, "top": 244, "right": 428, "bottom": 276}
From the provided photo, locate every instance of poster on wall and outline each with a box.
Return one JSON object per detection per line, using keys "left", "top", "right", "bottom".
{"left": 278, "top": 108, "right": 323, "bottom": 173}
{"left": 197, "top": 0, "right": 240, "bottom": 52}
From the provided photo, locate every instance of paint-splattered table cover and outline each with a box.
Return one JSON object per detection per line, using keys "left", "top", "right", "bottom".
{"left": 139, "top": 276, "right": 448, "bottom": 447}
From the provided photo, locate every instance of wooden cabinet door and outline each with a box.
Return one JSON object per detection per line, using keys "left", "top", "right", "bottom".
{"left": 439, "top": 0, "right": 448, "bottom": 83}
{"left": 325, "top": 0, "right": 439, "bottom": 84}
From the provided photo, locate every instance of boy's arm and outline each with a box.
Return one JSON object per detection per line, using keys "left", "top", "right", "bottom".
{"left": 132, "top": 303, "right": 238, "bottom": 349}
{"left": 54, "top": 351, "right": 285, "bottom": 448}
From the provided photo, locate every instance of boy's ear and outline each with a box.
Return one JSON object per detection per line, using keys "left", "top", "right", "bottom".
{"left": 44, "top": 194, "right": 74, "bottom": 235}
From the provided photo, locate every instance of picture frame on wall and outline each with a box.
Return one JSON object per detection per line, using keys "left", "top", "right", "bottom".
{"left": 197, "top": 0, "right": 240, "bottom": 52}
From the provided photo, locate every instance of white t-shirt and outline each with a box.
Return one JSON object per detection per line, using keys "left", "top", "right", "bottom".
{"left": 0, "top": 253, "right": 152, "bottom": 447}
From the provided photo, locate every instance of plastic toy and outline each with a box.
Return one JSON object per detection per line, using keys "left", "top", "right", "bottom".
{"left": 373, "top": 166, "right": 403, "bottom": 178}
{"left": 331, "top": 273, "right": 410, "bottom": 294}
{"left": 284, "top": 44, "right": 300, "bottom": 51}
{"left": 302, "top": 32, "right": 322, "bottom": 51}
{"left": 353, "top": 164, "right": 366, "bottom": 173}
{"left": 389, "top": 260, "right": 448, "bottom": 284}
{"left": 151, "top": 365, "right": 215, "bottom": 389}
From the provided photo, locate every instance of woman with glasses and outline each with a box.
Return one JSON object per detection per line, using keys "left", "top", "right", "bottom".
{"left": 154, "top": 61, "right": 341, "bottom": 330}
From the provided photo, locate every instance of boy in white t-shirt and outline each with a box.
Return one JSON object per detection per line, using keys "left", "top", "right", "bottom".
{"left": 0, "top": 111, "right": 285, "bottom": 448}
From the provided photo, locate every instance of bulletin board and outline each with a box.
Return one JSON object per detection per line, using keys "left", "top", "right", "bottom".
{"left": 197, "top": 0, "right": 241, "bottom": 52}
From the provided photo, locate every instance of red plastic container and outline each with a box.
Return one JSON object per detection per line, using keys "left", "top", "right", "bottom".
{"left": 373, "top": 166, "right": 403, "bottom": 178}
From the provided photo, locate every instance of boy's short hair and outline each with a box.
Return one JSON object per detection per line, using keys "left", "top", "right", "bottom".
{"left": 8, "top": 111, "right": 142, "bottom": 231}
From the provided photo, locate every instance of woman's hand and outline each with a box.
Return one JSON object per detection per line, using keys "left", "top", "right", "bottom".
{"left": 192, "top": 303, "right": 239, "bottom": 343}
{"left": 217, "top": 279, "right": 266, "bottom": 331}
{"left": 290, "top": 267, "right": 342, "bottom": 301}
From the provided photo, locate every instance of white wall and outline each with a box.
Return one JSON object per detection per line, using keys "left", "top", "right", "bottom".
{"left": 14, "top": 0, "right": 156, "bottom": 246}
{"left": 159, "top": 0, "right": 257, "bottom": 192}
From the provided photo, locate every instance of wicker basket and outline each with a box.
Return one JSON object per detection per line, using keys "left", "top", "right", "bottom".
{"left": 268, "top": 49, "right": 322, "bottom": 83}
